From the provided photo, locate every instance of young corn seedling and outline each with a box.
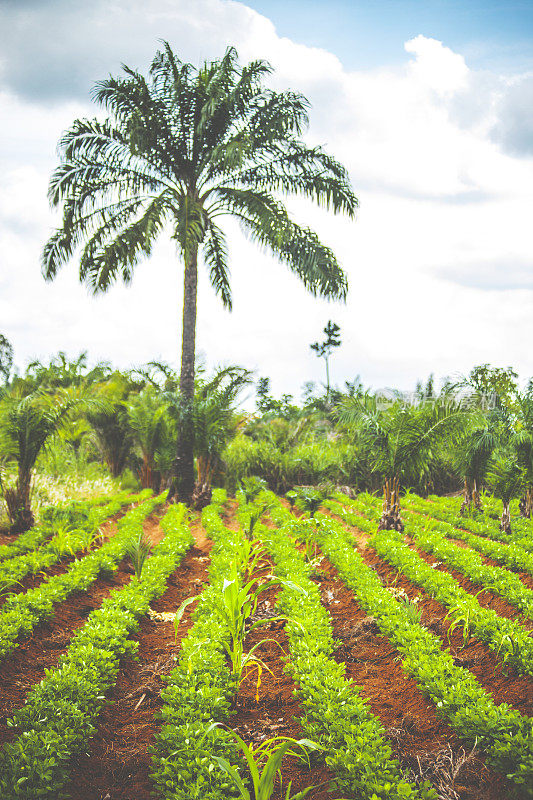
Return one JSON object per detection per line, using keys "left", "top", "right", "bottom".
{"left": 213, "top": 731, "right": 328, "bottom": 800}
{"left": 243, "top": 504, "right": 272, "bottom": 541}
{"left": 234, "top": 539, "right": 271, "bottom": 582}
{"left": 50, "top": 524, "right": 75, "bottom": 558}
{"left": 220, "top": 573, "right": 305, "bottom": 699}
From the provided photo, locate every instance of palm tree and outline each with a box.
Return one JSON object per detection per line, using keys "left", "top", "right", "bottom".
{"left": 486, "top": 452, "right": 524, "bottom": 534}
{"left": 512, "top": 387, "right": 533, "bottom": 517}
{"left": 337, "top": 395, "right": 464, "bottom": 530}
{"left": 0, "top": 389, "right": 100, "bottom": 531}
{"left": 41, "top": 43, "right": 357, "bottom": 503}
{"left": 127, "top": 388, "right": 170, "bottom": 490}
{"left": 166, "top": 365, "right": 251, "bottom": 507}
{"left": 455, "top": 424, "right": 497, "bottom": 515}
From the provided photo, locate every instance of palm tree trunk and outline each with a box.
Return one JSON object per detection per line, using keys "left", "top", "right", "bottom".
{"left": 171, "top": 246, "right": 198, "bottom": 504}
{"left": 519, "top": 485, "right": 533, "bottom": 518}
{"left": 378, "top": 475, "right": 404, "bottom": 532}
{"left": 6, "top": 467, "right": 35, "bottom": 533}
{"left": 500, "top": 501, "right": 512, "bottom": 535}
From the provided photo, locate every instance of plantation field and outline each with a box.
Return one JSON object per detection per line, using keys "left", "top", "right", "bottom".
{"left": 0, "top": 489, "right": 532, "bottom": 800}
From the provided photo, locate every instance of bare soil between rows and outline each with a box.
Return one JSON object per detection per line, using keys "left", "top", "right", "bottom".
{"left": 0, "top": 506, "right": 133, "bottom": 611}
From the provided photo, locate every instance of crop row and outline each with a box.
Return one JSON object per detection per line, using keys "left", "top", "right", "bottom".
{"left": 257, "top": 492, "right": 435, "bottom": 800}
{"left": 0, "top": 494, "right": 118, "bottom": 563}
{"left": 151, "top": 490, "right": 247, "bottom": 799}
{"left": 0, "top": 491, "right": 159, "bottom": 662}
{"left": 309, "top": 510, "right": 533, "bottom": 792}
{"left": 401, "top": 497, "right": 533, "bottom": 577}
{"left": 404, "top": 516, "right": 533, "bottom": 620}
{"left": 0, "top": 490, "right": 146, "bottom": 592}
{"left": 404, "top": 494, "right": 533, "bottom": 554}
{"left": 329, "top": 494, "right": 533, "bottom": 669}
{"left": 332, "top": 492, "right": 533, "bottom": 584}
{"left": 0, "top": 502, "right": 193, "bottom": 798}
{"left": 369, "top": 527, "right": 533, "bottom": 676}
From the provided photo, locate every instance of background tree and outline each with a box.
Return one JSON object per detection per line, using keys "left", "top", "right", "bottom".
{"left": 42, "top": 43, "right": 357, "bottom": 505}
{"left": 512, "top": 384, "right": 533, "bottom": 517}
{"left": 0, "top": 388, "right": 100, "bottom": 531}
{"left": 486, "top": 452, "right": 523, "bottom": 534}
{"left": 336, "top": 394, "right": 464, "bottom": 530}
{"left": 310, "top": 321, "right": 341, "bottom": 401}
{"left": 167, "top": 365, "right": 251, "bottom": 507}
{"left": 127, "top": 388, "right": 170, "bottom": 490}
{"left": 0, "top": 335, "right": 13, "bottom": 385}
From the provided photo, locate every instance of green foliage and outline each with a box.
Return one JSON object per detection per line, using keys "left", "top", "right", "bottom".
{"left": 0, "top": 491, "right": 156, "bottom": 663}
{"left": 213, "top": 731, "right": 323, "bottom": 800}
{"left": 293, "top": 485, "right": 332, "bottom": 518}
{"left": 324, "top": 494, "right": 533, "bottom": 789}
{"left": 368, "top": 526, "right": 533, "bottom": 675}
{"left": 0, "top": 498, "right": 192, "bottom": 798}
{"left": 486, "top": 452, "right": 524, "bottom": 506}
{"left": 0, "top": 387, "right": 104, "bottom": 530}
{"left": 238, "top": 476, "right": 269, "bottom": 503}
{"left": 124, "top": 531, "right": 152, "bottom": 578}
{"left": 0, "top": 334, "right": 13, "bottom": 385}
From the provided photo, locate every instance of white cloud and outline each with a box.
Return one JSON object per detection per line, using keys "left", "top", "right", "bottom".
{"left": 0, "top": 0, "right": 532, "bottom": 398}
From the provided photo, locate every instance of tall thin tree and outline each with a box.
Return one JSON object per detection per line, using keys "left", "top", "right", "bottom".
{"left": 42, "top": 43, "right": 357, "bottom": 502}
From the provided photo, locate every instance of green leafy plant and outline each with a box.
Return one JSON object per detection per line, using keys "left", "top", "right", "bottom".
{"left": 213, "top": 731, "right": 325, "bottom": 800}
{"left": 243, "top": 503, "right": 272, "bottom": 540}
{"left": 285, "top": 490, "right": 298, "bottom": 509}
{"left": 124, "top": 531, "right": 152, "bottom": 578}
{"left": 239, "top": 476, "right": 269, "bottom": 505}
{"left": 49, "top": 524, "right": 76, "bottom": 558}
{"left": 398, "top": 597, "right": 422, "bottom": 625}
{"left": 218, "top": 574, "right": 283, "bottom": 686}
{"left": 294, "top": 486, "right": 332, "bottom": 518}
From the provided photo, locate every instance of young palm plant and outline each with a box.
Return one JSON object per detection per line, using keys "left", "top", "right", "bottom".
{"left": 42, "top": 43, "right": 357, "bottom": 504}
{"left": 486, "top": 452, "right": 524, "bottom": 535}
{"left": 336, "top": 395, "right": 465, "bottom": 531}
{"left": 0, "top": 388, "right": 101, "bottom": 532}
{"left": 127, "top": 388, "right": 170, "bottom": 490}
{"left": 512, "top": 387, "right": 533, "bottom": 518}
{"left": 455, "top": 421, "right": 498, "bottom": 515}
{"left": 124, "top": 531, "right": 152, "bottom": 578}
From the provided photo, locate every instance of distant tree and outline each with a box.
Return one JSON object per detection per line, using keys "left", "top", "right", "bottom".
{"left": 310, "top": 321, "right": 341, "bottom": 400}
{"left": 256, "top": 377, "right": 272, "bottom": 412}
{"left": 466, "top": 364, "right": 518, "bottom": 412}
{"left": 415, "top": 374, "right": 436, "bottom": 401}
{"left": 337, "top": 395, "right": 465, "bottom": 530}
{"left": 42, "top": 43, "right": 357, "bottom": 504}
{"left": 0, "top": 388, "right": 101, "bottom": 531}
{"left": 0, "top": 335, "right": 13, "bottom": 385}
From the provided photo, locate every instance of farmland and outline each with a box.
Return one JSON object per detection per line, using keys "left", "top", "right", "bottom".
{"left": 0, "top": 487, "right": 531, "bottom": 799}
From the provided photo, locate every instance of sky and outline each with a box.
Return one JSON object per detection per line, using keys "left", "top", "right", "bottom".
{"left": 0, "top": 0, "right": 532, "bottom": 401}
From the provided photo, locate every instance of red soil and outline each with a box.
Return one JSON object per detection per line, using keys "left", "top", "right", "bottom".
{"left": 64, "top": 517, "right": 212, "bottom": 800}
{"left": 0, "top": 509, "right": 130, "bottom": 611}
{"left": 318, "top": 554, "right": 512, "bottom": 800}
